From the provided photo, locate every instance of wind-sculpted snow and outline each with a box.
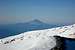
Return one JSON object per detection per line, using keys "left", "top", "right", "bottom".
{"left": 0, "top": 24, "right": 75, "bottom": 50}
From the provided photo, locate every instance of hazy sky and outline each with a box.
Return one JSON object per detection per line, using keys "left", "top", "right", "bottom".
{"left": 0, "top": 0, "right": 75, "bottom": 24}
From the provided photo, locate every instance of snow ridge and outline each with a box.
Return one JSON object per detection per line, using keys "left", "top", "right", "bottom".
{"left": 0, "top": 24, "right": 75, "bottom": 50}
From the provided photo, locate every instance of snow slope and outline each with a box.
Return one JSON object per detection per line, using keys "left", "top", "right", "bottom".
{"left": 0, "top": 24, "right": 75, "bottom": 50}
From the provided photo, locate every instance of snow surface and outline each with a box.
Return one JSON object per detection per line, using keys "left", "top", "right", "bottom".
{"left": 0, "top": 24, "right": 75, "bottom": 50}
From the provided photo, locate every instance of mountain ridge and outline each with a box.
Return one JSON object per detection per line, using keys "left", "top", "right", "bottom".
{"left": 0, "top": 24, "right": 75, "bottom": 50}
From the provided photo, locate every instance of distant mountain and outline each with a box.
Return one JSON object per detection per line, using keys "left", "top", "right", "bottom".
{"left": 0, "top": 19, "right": 57, "bottom": 38}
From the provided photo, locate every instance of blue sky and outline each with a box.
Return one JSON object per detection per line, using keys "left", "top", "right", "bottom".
{"left": 0, "top": 0, "right": 75, "bottom": 24}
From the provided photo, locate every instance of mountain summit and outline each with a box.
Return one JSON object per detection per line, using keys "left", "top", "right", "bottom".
{"left": 30, "top": 19, "right": 43, "bottom": 23}
{"left": 26, "top": 19, "right": 45, "bottom": 25}
{"left": 0, "top": 24, "right": 75, "bottom": 50}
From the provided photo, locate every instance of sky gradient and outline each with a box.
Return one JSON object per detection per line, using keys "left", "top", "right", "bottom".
{"left": 0, "top": 0, "right": 75, "bottom": 24}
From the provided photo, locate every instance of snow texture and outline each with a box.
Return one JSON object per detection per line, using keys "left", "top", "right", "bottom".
{"left": 0, "top": 24, "right": 75, "bottom": 50}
